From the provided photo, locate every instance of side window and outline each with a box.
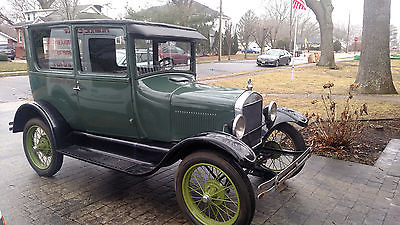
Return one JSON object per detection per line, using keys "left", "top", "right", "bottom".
{"left": 134, "top": 39, "right": 192, "bottom": 76}
{"left": 32, "top": 27, "right": 73, "bottom": 70}
{"left": 76, "top": 27, "right": 126, "bottom": 74}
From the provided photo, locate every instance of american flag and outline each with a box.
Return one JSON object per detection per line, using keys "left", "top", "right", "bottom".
{"left": 293, "top": 0, "right": 307, "bottom": 10}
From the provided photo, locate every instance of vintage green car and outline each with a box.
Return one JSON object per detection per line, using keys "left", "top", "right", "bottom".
{"left": 10, "top": 20, "right": 311, "bottom": 225}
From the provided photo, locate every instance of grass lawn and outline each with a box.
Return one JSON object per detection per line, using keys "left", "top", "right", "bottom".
{"left": 209, "top": 60, "right": 400, "bottom": 95}
{"left": 209, "top": 60, "right": 400, "bottom": 119}
{"left": 0, "top": 61, "right": 27, "bottom": 72}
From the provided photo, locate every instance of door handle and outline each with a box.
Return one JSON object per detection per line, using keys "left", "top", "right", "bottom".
{"left": 73, "top": 80, "right": 80, "bottom": 91}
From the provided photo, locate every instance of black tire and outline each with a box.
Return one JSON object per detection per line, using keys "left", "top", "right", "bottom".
{"left": 275, "top": 60, "right": 279, "bottom": 67}
{"left": 256, "top": 122, "right": 306, "bottom": 177}
{"left": 175, "top": 151, "right": 255, "bottom": 225}
{"left": 23, "top": 118, "right": 63, "bottom": 177}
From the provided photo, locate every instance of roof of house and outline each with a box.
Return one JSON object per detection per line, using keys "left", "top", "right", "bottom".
{"left": 0, "top": 31, "right": 17, "bottom": 42}
{"left": 0, "top": 24, "right": 17, "bottom": 41}
{"left": 13, "top": 4, "right": 110, "bottom": 28}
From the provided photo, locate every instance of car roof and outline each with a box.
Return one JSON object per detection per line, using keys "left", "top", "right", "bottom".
{"left": 27, "top": 19, "right": 207, "bottom": 41}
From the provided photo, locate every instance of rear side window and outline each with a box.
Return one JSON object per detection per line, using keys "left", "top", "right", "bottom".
{"left": 76, "top": 27, "right": 126, "bottom": 74}
{"left": 31, "top": 27, "right": 73, "bottom": 70}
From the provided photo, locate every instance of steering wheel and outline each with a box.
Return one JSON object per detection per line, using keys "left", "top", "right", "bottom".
{"left": 159, "top": 57, "right": 174, "bottom": 70}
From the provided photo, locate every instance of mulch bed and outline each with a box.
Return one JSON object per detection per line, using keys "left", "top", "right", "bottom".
{"left": 302, "top": 119, "right": 400, "bottom": 166}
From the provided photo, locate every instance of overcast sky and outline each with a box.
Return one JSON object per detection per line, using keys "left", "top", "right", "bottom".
{"left": 4, "top": 0, "right": 399, "bottom": 31}
{"left": 78, "top": 0, "right": 400, "bottom": 29}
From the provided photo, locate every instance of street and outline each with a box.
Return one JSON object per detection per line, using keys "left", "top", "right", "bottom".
{"left": 0, "top": 54, "right": 355, "bottom": 102}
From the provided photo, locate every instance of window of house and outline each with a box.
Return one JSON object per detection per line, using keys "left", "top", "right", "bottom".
{"left": 76, "top": 27, "right": 126, "bottom": 74}
{"left": 32, "top": 27, "right": 73, "bottom": 70}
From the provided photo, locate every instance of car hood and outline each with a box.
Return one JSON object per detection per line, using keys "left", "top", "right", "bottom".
{"left": 258, "top": 55, "right": 278, "bottom": 60}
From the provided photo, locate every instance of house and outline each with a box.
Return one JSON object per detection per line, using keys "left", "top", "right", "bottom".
{"left": 13, "top": 5, "right": 110, "bottom": 58}
{"left": 0, "top": 24, "right": 17, "bottom": 46}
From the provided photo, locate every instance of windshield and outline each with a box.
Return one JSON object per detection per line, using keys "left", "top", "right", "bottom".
{"left": 265, "top": 49, "right": 281, "bottom": 56}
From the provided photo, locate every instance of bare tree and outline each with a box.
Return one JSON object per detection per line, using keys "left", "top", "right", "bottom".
{"left": 37, "top": 0, "right": 57, "bottom": 9}
{"left": 0, "top": 10, "right": 15, "bottom": 25}
{"left": 355, "top": 0, "right": 397, "bottom": 94}
{"left": 225, "top": 22, "right": 233, "bottom": 60}
{"left": 390, "top": 25, "right": 398, "bottom": 49}
{"left": 264, "top": 0, "right": 290, "bottom": 48}
{"left": 252, "top": 17, "right": 271, "bottom": 54}
{"left": 53, "top": 0, "right": 79, "bottom": 20}
{"left": 6, "top": 0, "right": 39, "bottom": 21}
{"left": 237, "top": 10, "right": 257, "bottom": 59}
{"left": 305, "top": 0, "right": 336, "bottom": 68}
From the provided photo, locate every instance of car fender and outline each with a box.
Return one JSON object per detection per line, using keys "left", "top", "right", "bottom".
{"left": 271, "top": 107, "right": 308, "bottom": 128}
{"left": 160, "top": 131, "right": 256, "bottom": 167}
{"left": 11, "top": 101, "right": 71, "bottom": 149}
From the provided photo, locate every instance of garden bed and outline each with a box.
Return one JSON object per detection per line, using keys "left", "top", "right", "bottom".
{"left": 302, "top": 119, "right": 400, "bottom": 165}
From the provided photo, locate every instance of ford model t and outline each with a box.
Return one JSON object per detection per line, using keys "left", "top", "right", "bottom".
{"left": 10, "top": 20, "right": 311, "bottom": 225}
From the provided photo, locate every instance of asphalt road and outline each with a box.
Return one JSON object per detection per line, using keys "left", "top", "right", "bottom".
{"left": 0, "top": 59, "right": 306, "bottom": 103}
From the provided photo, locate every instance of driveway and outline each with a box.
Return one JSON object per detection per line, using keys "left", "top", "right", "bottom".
{"left": 0, "top": 101, "right": 399, "bottom": 224}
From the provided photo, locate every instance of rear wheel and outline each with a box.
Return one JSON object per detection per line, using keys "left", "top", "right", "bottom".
{"left": 175, "top": 151, "right": 255, "bottom": 225}
{"left": 23, "top": 118, "right": 63, "bottom": 177}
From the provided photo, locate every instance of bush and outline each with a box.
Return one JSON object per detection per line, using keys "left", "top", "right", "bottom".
{"left": 333, "top": 40, "right": 342, "bottom": 52}
{"left": 307, "top": 82, "right": 367, "bottom": 151}
{"left": 0, "top": 53, "right": 8, "bottom": 61}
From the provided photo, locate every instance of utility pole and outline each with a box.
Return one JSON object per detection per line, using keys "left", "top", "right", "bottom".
{"left": 218, "top": 0, "right": 223, "bottom": 61}
{"left": 346, "top": 12, "right": 350, "bottom": 53}
{"left": 289, "top": 0, "right": 293, "bottom": 51}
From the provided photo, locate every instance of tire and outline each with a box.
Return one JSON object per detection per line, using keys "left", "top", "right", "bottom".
{"left": 275, "top": 60, "right": 279, "bottom": 67}
{"left": 255, "top": 122, "right": 306, "bottom": 176}
{"left": 23, "top": 118, "right": 63, "bottom": 177}
{"left": 287, "top": 58, "right": 291, "bottom": 65}
{"left": 175, "top": 151, "right": 255, "bottom": 225}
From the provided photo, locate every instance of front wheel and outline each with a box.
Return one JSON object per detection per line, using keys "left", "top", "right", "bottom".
{"left": 255, "top": 122, "right": 306, "bottom": 174}
{"left": 23, "top": 118, "right": 63, "bottom": 177}
{"left": 175, "top": 151, "right": 255, "bottom": 225}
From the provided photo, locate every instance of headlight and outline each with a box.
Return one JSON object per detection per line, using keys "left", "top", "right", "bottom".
{"left": 233, "top": 114, "right": 246, "bottom": 139}
{"left": 263, "top": 101, "right": 277, "bottom": 123}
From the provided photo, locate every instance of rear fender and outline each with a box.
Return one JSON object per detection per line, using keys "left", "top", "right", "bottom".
{"left": 11, "top": 101, "right": 71, "bottom": 149}
{"left": 160, "top": 132, "right": 256, "bottom": 168}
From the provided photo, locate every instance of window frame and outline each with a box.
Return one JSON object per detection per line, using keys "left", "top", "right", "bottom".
{"left": 30, "top": 25, "right": 75, "bottom": 76}
{"left": 72, "top": 24, "right": 130, "bottom": 79}
{"left": 133, "top": 37, "right": 196, "bottom": 79}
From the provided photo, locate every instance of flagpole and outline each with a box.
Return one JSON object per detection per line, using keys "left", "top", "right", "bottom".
{"left": 291, "top": 16, "right": 297, "bottom": 82}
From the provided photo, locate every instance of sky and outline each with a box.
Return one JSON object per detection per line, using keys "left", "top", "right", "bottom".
{"left": 76, "top": 0, "right": 400, "bottom": 29}
{"left": 3, "top": 0, "right": 399, "bottom": 32}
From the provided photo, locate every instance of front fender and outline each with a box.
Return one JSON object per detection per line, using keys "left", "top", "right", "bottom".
{"left": 272, "top": 107, "right": 308, "bottom": 128}
{"left": 160, "top": 131, "right": 256, "bottom": 167}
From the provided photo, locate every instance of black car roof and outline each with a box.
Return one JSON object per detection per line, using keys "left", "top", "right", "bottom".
{"left": 27, "top": 19, "right": 207, "bottom": 41}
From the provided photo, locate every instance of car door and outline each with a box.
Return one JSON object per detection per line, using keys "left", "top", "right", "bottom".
{"left": 73, "top": 26, "right": 138, "bottom": 138}
{"left": 29, "top": 26, "right": 83, "bottom": 130}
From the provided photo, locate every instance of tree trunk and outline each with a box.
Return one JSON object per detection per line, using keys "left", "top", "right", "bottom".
{"left": 306, "top": 0, "right": 336, "bottom": 68}
{"left": 355, "top": 0, "right": 397, "bottom": 94}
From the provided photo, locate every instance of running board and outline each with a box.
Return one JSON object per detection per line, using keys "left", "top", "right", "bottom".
{"left": 57, "top": 145, "right": 156, "bottom": 176}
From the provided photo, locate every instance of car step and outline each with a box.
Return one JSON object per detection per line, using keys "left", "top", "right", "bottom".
{"left": 57, "top": 145, "right": 156, "bottom": 175}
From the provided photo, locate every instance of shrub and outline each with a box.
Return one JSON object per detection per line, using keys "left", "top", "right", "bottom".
{"left": 0, "top": 53, "right": 8, "bottom": 61}
{"left": 307, "top": 82, "right": 367, "bottom": 150}
{"left": 333, "top": 40, "right": 342, "bottom": 52}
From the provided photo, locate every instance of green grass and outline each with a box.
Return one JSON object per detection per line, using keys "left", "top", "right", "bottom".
{"left": 0, "top": 61, "right": 27, "bottom": 72}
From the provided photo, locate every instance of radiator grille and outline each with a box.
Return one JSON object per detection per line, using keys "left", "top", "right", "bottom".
{"left": 241, "top": 94, "right": 262, "bottom": 147}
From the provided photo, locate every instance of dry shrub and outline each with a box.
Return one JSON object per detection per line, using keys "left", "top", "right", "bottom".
{"left": 307, "top": 82, "right": 367, "bottom": 151}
